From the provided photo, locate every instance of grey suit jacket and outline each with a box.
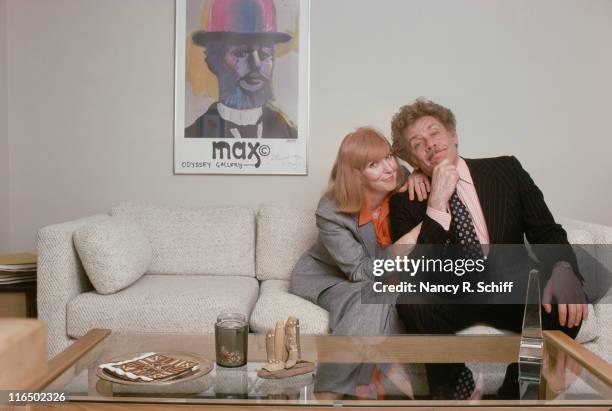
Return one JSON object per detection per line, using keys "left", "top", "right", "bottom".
{"left": 289, "top": 195, "right": 393, "bottom": 304}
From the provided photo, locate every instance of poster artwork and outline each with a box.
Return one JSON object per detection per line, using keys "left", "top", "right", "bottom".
{"left": 174, "top": 0, "right": 309, "bottom": 174}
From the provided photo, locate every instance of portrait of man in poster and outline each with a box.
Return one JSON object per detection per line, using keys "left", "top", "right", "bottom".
{"left": 185, "top": 0, "right": 298, "bottom": 139}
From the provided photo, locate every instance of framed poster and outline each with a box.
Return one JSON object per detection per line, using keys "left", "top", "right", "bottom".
{"left": 174, "top": 0, "right": 310, "bottom": 175}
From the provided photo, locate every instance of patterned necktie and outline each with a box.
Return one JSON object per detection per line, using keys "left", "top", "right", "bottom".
{"left": 449, "top": 191, "right": 484, "bottom": 260}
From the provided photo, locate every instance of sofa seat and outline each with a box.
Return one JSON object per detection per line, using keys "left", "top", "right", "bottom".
{"left": 66, "top": 274, "right": 259, "bottom": 339}
{"left": 250, "top": 279, "right": 329, "bottom": 334}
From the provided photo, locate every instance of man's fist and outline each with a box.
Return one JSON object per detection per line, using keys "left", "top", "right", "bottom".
{"left": 427, "top": 159, "right": 459, "bottom": 212}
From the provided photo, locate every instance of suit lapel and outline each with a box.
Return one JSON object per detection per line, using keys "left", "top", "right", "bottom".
{"left": 464, "top": 158, "right": 506, "bottom": 243}
{"left": 356, "top": 218, "right": 377, "bottom": 257}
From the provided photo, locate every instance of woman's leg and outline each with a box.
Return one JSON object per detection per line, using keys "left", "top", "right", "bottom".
{"left": 316, "top": 281, "right": 412, "bottom": 398}
{"left": 318, "top": 280, "right": 400, "bottom": 335}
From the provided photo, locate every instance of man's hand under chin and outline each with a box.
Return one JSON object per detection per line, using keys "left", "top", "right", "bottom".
{"left": 542, "top": 262, "right": 589, "bottom": 328}
{"left": 427, "top": 159, "right": 459, "bottom": 212}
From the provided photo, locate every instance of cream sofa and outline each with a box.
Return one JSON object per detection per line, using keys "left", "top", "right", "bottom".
{"left": 38, "top": 202, "right": 327, "bottom": 357}
{"left": 38, "top": 203, "right": 612, "bottom": 375}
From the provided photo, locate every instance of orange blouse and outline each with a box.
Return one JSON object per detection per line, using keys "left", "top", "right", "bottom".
{"left": 358, "top": 197, "right": 392, "bottom": 246}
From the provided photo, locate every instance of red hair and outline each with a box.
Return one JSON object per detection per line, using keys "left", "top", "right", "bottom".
{"left": 328, "top": 127, "right": 404, "bottom": 213}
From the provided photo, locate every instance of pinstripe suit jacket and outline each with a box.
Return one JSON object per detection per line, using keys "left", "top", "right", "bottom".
{"left": 389, "top": 156, "right": 580, "bottom": 277}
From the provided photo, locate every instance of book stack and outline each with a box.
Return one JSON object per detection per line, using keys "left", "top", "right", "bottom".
{"left": 0, "top": 253, "right": 37, "bottom": 286}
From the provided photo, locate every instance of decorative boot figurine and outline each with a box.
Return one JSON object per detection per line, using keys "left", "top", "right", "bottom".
{"left": 285, "top": 317, "right": 299, "bottom": 368}
{"left": 257, "top": 316, "right": 316, "bottom": 379}
{"left": 290, "top": 317, "right": 304, "bottom": 362}
{"left": 274, "top": 320, "right": 287, "bottom": 364}
{"left": 262, "top": 332, "right": 285, "bottom": 372}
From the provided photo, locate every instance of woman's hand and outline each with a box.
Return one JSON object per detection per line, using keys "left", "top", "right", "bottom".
{"left": 395, "top": 222, "right": 422, "bottom": 245}
{"left": 391, "top": 223, "right": 422, "bottom": 257}
{"left": 399, "top": 170, "right": 430, "bottom": 201}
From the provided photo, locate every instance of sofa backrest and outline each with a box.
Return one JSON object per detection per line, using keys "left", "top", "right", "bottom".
{"left": 559, "top": 217, "right": 612, "bottom": 245}
{"left": 256, "top": 203, "right": 318, "bottom": 281}
{"left": 111, "top": 203, "right": 255, "bottom": 277}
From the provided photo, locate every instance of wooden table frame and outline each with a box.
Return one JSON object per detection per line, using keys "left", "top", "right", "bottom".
{"left": 25, "top": 329, "right": 612, "bottom": 410}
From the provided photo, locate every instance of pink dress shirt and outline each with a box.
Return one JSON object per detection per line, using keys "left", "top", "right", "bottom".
{"left": 426, "top": 157, "right": 490, "bottom": 245}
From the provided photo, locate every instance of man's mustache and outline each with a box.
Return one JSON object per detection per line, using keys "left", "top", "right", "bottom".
{"left": 427, "top": 146, "right": 446, "bottom": 161}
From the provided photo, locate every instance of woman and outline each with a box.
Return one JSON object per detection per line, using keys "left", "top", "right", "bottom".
{"left": 289, "top": 127, "right": 421, "bottom": 398}
{"left": 290, "top": 127, "right": 421, "bottom": 335}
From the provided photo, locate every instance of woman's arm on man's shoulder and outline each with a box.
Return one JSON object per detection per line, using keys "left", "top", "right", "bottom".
{"left": 389, "top": 192, "right": 450, "bottom": 244}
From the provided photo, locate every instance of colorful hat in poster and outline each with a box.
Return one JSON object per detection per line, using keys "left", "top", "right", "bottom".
{"left": 192, "top": 0, "right": 292, "bottom": 46}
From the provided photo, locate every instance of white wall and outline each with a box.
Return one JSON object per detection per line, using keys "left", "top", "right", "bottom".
{"left": 6, "top": 0, "right": 612, "bottom": 251}
{"left": 0, "top": 0, "right": 9, "bottom": 253}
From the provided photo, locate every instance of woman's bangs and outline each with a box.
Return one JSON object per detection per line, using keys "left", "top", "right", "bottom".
{"left": 353, "top": 132, "right": 391, "bottom": 169}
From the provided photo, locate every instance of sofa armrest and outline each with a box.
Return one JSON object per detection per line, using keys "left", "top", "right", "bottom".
{"left": 37, "top": 214, "right": 109, "bottom": 356}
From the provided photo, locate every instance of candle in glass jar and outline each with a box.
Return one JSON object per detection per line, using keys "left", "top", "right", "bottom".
{"left": 215, "top": 313, "right": 248, "bottom": 367}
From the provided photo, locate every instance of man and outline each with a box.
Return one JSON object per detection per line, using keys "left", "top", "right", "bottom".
{"left": 388, "top": 98, "right": 588, "bottom": 399}
{"left": 185, "top": 0, "right": 297, "bottom": 139}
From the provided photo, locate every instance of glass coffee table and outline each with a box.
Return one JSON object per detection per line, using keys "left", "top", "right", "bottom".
{"left": 31, "top": 329, "right": 612, "bottom": 409}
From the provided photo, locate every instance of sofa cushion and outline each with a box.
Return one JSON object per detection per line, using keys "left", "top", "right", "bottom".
{"left": 593, "top": 294, "right": 612, "bottom": 362}
{"left": 573, "top": 304, "right": 598, "bottom": 343}
{"left": 66, "top": 274, "right": 259, "bottom": 338}
{"left": 73, "top": 216, "right": 152, "bottom": 295}
{"left": 256, "top": 204, "right": 318, "bottom": 281}
{"left": 250, "top": 279, "right": 329, "bottom": 334}
{"left": 111, "top": 203, "right": 255, "bottom": 277}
